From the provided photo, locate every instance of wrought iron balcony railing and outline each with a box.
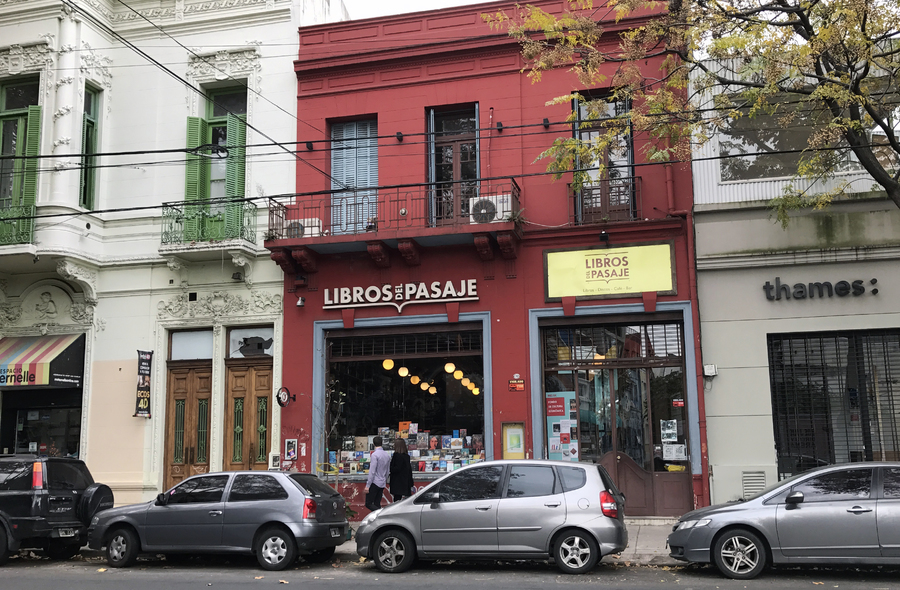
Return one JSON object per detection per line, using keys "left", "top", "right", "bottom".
{"left": 0, "top": 204, "right": 35, "bottom": 246}
{"left": 570, "top": 176, "right": 641, "bottom": 224}
{"left": 267, "top": 179, "right": 521, "bottom": 240}
{"left": 161, "top": 198, "right": 257, "bottom": 245}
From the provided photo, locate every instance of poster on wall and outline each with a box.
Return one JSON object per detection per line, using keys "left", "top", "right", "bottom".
{"left": 133, "top": 350, "right": 153, "bottom": 418}
{"left": 546, "top": 391, "right": 578, "bottom": 461}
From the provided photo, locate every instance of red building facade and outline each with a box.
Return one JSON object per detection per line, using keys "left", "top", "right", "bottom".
{"left": 268, "top": 0, "right": 708, "bottom": 517}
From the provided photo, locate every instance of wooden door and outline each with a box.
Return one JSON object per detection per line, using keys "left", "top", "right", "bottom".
{"left": 164, "top": 363, "right": 212, "bottom": 490}
{"left": 224, "top": 360, "right": 273, "bottom": 471}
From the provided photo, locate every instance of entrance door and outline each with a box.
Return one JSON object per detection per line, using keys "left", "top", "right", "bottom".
{"left": 223, "top": 360, "right": 273, "bottom": 471}
{"left": 164, "top": 363, "right": 212, "bottom": 490}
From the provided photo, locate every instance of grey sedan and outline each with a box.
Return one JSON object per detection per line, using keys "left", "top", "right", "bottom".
{"left": 356, "top": 460, "right": 627, "bottom": 574}
{"left": 668, "top": 461, "right": 900, "bottom": 579}
{"left": 87, "top": 471, "right": 348, "bottom": 570}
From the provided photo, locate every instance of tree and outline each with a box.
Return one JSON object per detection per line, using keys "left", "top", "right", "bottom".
{"left": 484, "top": 0, "right": 900, "bottom": 225}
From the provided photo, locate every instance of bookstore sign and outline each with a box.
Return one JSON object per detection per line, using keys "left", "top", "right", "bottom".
{"left": 323, "top": 279, "right": 479, "bottom": 312}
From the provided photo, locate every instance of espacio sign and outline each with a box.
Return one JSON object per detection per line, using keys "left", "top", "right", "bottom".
{"left": 323, "top": 279, "right": 479, "bottom": 312}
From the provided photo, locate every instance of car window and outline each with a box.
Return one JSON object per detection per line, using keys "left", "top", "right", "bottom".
{"left": 559, "top": 466, "right": 587, "bottom": 492}
{"left": 46, "top": 460, "right": 93, "bottom": 490}
{"left": 439, "top": 465, "right": 504, "bottom": 502}
{"left": 168, "top": 475, "right": 229, "bottom": 504}
{"left": 289, "top": 474, "right": 340, "bottom": 497}
{"left": 228, "top": 474, "right": 288, "bottom": 502}
{"left": 0, "top": 461, "right": 31, "bottom": 491}
{"left": 791, "top": 468, "right": 872, "bottom": 502}
{"left": 884, "top": 468, "right": 900, "bottom": 499}
{"left": 506, "top": 465, "right": 556, "bottom": 498}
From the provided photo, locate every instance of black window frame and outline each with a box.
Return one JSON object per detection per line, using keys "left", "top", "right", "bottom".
{"left": 504, "top": 464, "right": 559, "bottom": 498}
{"left": 790, "top": 468, "right": 873, "bottom": 503}
{"left": 167, "top": 474, "right": 230, "bottom": 504}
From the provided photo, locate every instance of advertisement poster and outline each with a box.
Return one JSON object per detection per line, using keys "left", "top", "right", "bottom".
{"left": 546, "top": 391, "right": 578, "bottom": 461}
{"left": 545, "top": 244, "right": 674, "bottom": 299}
{"left": 133, "top": 350, "right": 153, "bottom": 418}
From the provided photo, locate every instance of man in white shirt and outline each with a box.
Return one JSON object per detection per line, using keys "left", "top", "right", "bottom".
{"left": 365, "top": 435, "right": 390, "bottom": 511}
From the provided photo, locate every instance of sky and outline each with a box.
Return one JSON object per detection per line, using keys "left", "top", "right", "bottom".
{"left": 340, "top": 0, "right": 492, "bottom": 21}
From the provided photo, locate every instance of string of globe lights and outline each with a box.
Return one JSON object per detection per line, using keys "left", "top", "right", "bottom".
{"left": 381, "top": 359, "right": 480, "bottom": 396}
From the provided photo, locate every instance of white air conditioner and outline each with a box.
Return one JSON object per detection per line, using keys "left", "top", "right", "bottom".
{"left": 286, "top": 218, "right": 323, "bottom": 238}
{"left": 469, "top": 194, "right": 512, "bottom": 224}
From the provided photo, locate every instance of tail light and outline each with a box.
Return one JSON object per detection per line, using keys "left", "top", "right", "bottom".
{"left": 32, "top": 462, "right": 43, "bottom": 490}
{"left": 302, "top": 498, "right": 317, "bottom": 519}
{"left": 600, "top": 490, "right": 618, "bottom": 518}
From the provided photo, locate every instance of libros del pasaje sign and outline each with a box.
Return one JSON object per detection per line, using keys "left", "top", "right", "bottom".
{"left": 545, "top": 243, "right": 675, "bottom": 300}
{"left": 323, "top": 279, "right": 479, "bottom": 312}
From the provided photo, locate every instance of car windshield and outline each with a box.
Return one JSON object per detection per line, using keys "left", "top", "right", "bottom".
{"left": 288, "top": 474, "right": 340, "bottom": 497}
{"left": 743, "top": 470, "right": 810, "bottom": 501}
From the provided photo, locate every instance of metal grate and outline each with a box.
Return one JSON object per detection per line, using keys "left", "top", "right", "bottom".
{"left": 329, "top": 330, "right": 482, "bottom": 361}
{"left": 542, "top": 322, "right": 684, "bottom": 368}
{"left": 768, "top": 329, "right": 900, "bottom": 479}
{"left": 741, "top": 471, "right": 767, "bottom": 498}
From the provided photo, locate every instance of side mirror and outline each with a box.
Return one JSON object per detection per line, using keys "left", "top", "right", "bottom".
{"left": 785, "top": 491, "right": 804, "bottom": 505}
{"left": 156, "top": 492, "right": 169, "bottom": 506}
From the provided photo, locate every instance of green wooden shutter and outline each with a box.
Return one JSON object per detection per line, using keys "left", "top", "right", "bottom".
{"left": 225, "top": 113, "right": 246, "bottom": 240}
{"left": 79, "top": 113, "right": 90, "bottom": 209}
{"left": 20, "top": 105, "right": 41, "bottom": 241}
{"left": 184, "top": 116, "right": 208, "bottom": 241}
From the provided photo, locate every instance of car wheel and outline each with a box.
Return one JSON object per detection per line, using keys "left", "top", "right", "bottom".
{"left": 373, "top": 529, "right": 415, "bottom": 573}
{"left": 712, "top": 528, "right": 767, "bottom": 580}
{"left": 45, "top": 541, "right": 81, "bottom": 561}
{"left": 303, "top": 546, "right": 335, "bottom": 564}
{"left": 106, "top": 527, "right": 139, "bottom": 568}
{"left": 554, "top": 530, "right": 600, "bottom": 574}
{"left": 0, "top": 527, "right": 9, "bottom": 566}
{"left": 255, "top": 528, "right": 296, "bottom": 571}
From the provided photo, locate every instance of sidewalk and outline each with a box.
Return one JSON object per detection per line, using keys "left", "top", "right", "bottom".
{"left": 338, "top": 516, "right": 681, "bottom": 567}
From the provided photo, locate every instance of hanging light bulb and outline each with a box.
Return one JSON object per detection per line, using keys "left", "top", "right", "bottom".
{"left": 410, "top": 376, "right": 420, "bottom": 385}
{"left": 444, "top": 362, "right": 455, "bottom": 373}
{"left": 461, "top": 377, "right": 470, "bottom": 387}
{"left": 428, "top": 386, "right": 436, "bottom": 394}
{"left": 453, "top": 370, "right": 463, "bottom": 380}
{"left": 467, "top": 382, "right": 475, "bottom": 390}
{"left": 420, "top": 382, "right": 429, "bottom": 391}
{"left": 473, "top": 388, "right": 480, "bottom": 395}
{"left": 398, "top": 366, "right": 409, "bottom": 377}
{"left": 382, "top": 359, "right": 394, "bottom": 371}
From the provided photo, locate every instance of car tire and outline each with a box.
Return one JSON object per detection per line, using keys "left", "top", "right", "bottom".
{"left": 712, "top": 528, "right": 767, "bottom": 580}
{"left": 303, "top": 546, "right": 335, "bottom": 563}
{"left": 106, "top": 527, "right": 139, "bottom": 568}
{"left": 45, "top": 541, "right": 82, "bottom": 561}
{"left": 372, "top": 529, "right": 415, "bottom": 573}
{"left": 554, "top": 530, "right": 600, "bottom": 574}
{"left": 255, "top": 528, "right": 296, "bottom": 571}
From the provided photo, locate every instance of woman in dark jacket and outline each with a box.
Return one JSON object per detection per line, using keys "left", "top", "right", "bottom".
{"left": 389, "top": 438, "right": 415, "bottom": 502}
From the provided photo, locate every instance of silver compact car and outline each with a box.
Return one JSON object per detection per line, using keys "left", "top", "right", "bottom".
{"left": 668, "top": 461, "right": 900, "bottom": 579}
{"left": 87, "top": 471, "right": 348, "bottom": 571}
{"left": 355, "top": 460, "right": 627, "bottom": 574}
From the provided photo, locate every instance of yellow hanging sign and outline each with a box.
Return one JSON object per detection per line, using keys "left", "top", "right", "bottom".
{"left": 546, "top": 243, "right": 675, "bottom": 299}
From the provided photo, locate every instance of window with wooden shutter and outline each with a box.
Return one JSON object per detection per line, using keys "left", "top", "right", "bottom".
{"left": 184, "top": 116, "right": 209, "bottom": 241}
{"left": 0, "top": 79, "right": 40, "bottom": 245}
{"left": 79, "top": 87, "right": 98, "bottom": 210}
{"left": 331, "top": 120, "right": 378, "bottom": 235}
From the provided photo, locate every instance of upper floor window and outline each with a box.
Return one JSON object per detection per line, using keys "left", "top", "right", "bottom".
{"left": 0, "top": 79, "right": 41, "bottom": 211}
{"left": 330, "top": 119, "right": 378, "bottom": 234}
{"left": 80, "top": 87, "right": 99, "bottom": 210}
{"left": 427, "top": 105, "right": 479, "bottom": 224}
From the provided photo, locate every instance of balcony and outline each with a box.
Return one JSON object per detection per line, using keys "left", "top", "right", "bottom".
{"left": 160, "top": 198, "right": 257, "bottom": 261}
{"left": 267, "top": 179, "right": 521, "bottom": 247}
{"left": 570, "top": 176, "right": 641, "bottom": 224}
{"left": 0, "top": 204, "right": 35, "bottom": 246}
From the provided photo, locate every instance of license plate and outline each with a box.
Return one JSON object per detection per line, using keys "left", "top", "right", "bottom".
{"left": 330, "top": 527, "right": 340, "bottom": 538}
{"left": 58, "top": 528, "right": 76, "bottom": 538}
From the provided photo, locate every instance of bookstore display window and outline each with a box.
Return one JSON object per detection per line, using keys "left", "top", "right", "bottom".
{"left": 325, "top": 328, "right": 485, "bottom": 475}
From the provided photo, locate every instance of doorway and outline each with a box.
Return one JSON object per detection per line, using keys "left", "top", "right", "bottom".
{"left": 223, "top": 360, "right": 273, "bottom": 471}
{"left": 164, "top": 362, "right": 212, "bottom": 490}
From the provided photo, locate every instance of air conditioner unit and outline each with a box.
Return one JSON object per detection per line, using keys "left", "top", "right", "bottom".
{"left": 286, "top": 218, "right": 323, "bottom": 238}
{"left": 469, "top": 194, "right": 512, "bottom": 224}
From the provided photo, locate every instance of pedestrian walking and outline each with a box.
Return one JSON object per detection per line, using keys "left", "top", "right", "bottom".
{"left": 389, "top": 438, "right": 415, "bottom": 502}
{"left": 365, "top": 435, "right": 389, "bottom": 511}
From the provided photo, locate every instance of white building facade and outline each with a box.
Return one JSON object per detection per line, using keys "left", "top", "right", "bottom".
{"left": 0, "top": 0, "right": 346, "bottom": 503}
{"left": 693, "top": 109, "right": 900, "bottom": 503}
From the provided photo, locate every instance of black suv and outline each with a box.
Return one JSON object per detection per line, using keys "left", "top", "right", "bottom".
{"left": 0, "top": 456, "right": 113, "bottom": 564}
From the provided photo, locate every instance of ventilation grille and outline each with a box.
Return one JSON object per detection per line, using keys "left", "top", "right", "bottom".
{"left": 742, "top": 471, "right": 767, "bottom": 498}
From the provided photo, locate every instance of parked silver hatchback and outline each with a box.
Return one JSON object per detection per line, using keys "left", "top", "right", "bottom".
{"left": 355, "top": 460, "right": 627, "bottom": 574}
{"left": 87, "top": 471, "right": 348, "bottom": 571}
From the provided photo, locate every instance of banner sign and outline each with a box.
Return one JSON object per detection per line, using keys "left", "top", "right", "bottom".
{"left": 323, "top": 279, "right": 479, "bottom": 312}
{"left": 545, "top": 244, "right": 675, "bottom": 300}
{"left": 134, "top": 350, "right": 152, "bottom": 418}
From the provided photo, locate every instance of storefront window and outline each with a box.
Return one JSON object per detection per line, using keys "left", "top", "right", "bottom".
{"left": 14, "top": 408, "right": 81, "bottom": 457}
{"left": 325, "top": 328, "right": 485, "bottom": 475}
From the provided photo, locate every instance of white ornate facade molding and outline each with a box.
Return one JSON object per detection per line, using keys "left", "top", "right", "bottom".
{"left": 56, "top": 259, "right": 99, "bottom": 304}
{"left": 0, "top": 43, "right": 54, "bottom": 95}
{"left": 229, "top": 251, "right": 253, "bottom": 287}
{"left": 157, "top": 289, "right": 282, "bottom": 319}
{"left": 186, "top": 48, "right": 261, "bottom": 111}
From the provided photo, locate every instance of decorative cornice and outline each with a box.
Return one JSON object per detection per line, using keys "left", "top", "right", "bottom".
{"left": 80, "top": 42, "right": 113, "bottom": 93}
{"left": 696, "top": 245, "right": 900, "bottom": 270}
{"left": 0, "top": 42, "right": 53, "bottom": 79}
{"left": 156, "top": 289, "right": 282, "bottom": 319}
{"left": 496, "top": 232, "right": 519, "bottom": 260}
{"left": 473, "top": 234, "right": 494, "bottom": 261}
{"left": 187, "top": 48, "right": 260, "bottom": 82}
{"left": 56, "top": 259, "right": 99, "bottom": 304}
{"left": 291, "top": 247, "right": 317, "bottom": 273}
{"left": 230, "top": 251, "right": 254, "bottom": 287}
